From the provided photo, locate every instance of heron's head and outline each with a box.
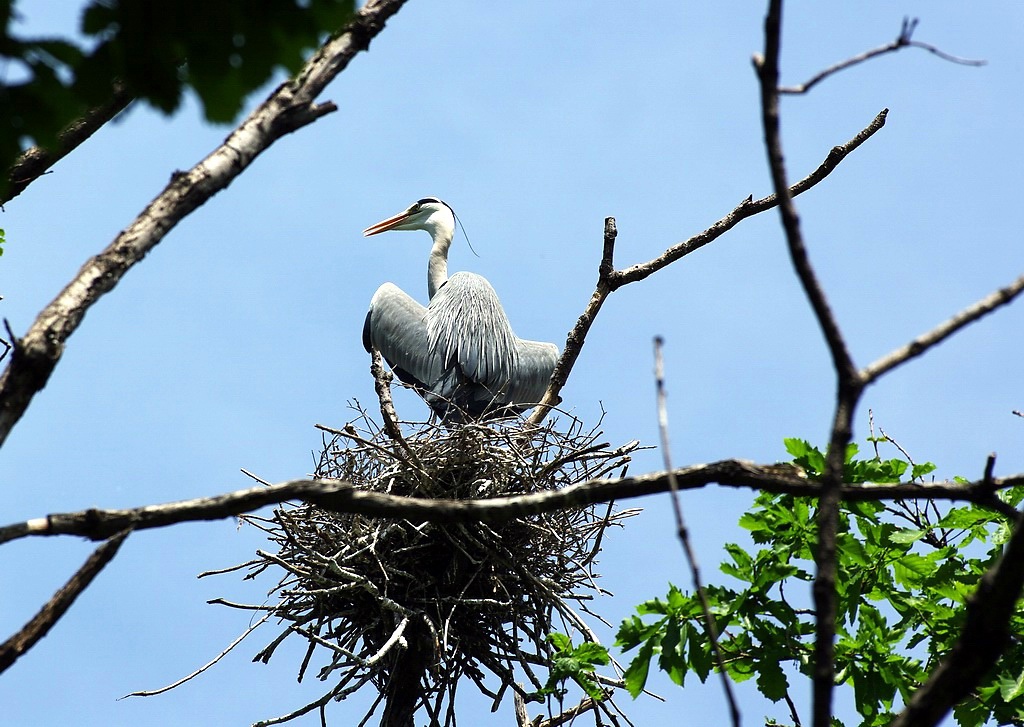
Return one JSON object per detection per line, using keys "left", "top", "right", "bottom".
{"left": 363, "top": 197, "right": 456, "bottom": 242}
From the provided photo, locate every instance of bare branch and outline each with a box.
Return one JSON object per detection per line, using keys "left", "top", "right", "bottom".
{"left": 3, "top": 464, "right": 1022, "bottom": 546}
{"left": 861, "top": 272, "right": 1024, "bottom": 384}
{"left": 611, "top": 109, "right": 888, "bottom": 288}
{"left": 124, "top": 613, "right": 272, "bottom": 697}
{"left": 527, "top": 109, "right": 886, "bottom": 426}
{"left": 0, "top": 530, "right": 130, "bottom": 674}
{"left": 890, "top": 503, "right": 1024, "bottom": 727}
{"left": 528, "top": 218, "right": 618, "bottom": 425}
{"left": 653, "top": 337, "right": 740, "bottom": 727}
{"left": 0, "top": 0, "right": 411, "bottom": 450}
{"left": 780, "top": 17, "right": 985, "bottom": 95}
{"left": 755, "top": 3, "right": 860, "bottom": 725}
{"left": 536, "top": 692, "right": 611, "bottom": 727}
{"left": 3, "top": 82, "right": 134, "bottom": 205}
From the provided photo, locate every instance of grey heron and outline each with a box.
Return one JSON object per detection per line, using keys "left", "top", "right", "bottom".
{"left": 362, "top": 197, "right": 559, "bottom": 422}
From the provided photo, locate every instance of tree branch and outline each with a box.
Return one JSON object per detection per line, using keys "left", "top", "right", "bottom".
{"left": 0, "top": 530, "right": 130, "bottom": 674}
{"left": 861, "top": 272, "right": 1024, "bottom": 385}
{"left": 611, "top": 109, "right": 888, "bottom": 288}
{"left": 3, "top": 82, "right": 134, "bottom": 205}
{"left": 3, "top": 463, "right": 1021, "bottom": 546}
{"left": 780, "top": 17, "right": 985, "bottom": 95}
{"left": 654, "top": 338, "right": 740, "bottom": 727}
{"left": 0, "top": 0, "right": 411, "bottom": 450}
{"left": 527, "top": 108, "right": 887, "bottom": 426}
{"left": 755, "top": 3, "right": 861, "bottom": 725}
{"left": 528, "top": 218, "right": 617, "bottom": 424}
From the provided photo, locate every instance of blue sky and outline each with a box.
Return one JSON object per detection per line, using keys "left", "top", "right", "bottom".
{"left": 1, "top": 1, "right": 1022, "bottom": 725}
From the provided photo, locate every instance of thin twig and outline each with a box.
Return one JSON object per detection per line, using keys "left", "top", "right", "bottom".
{"left": 241, "top": 468, "right": 274, "bottom": 486}
{"left": 529, "top": 218, "right": 618, "bottom": 424}
{"left": 780, "top": 17, "right": 984, "bottom": 95}
{"left": 653, "top": 337, "right": 740, "bottom": 727}
{"left": 982, "top": 453, "right": 997, "bottom": 494}
{"left": 124, "top": 613, "right": 271, "bottom": 697}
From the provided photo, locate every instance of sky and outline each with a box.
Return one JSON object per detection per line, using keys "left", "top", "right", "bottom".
{"left": 1, "top": 1, "right": 1022, "bottom": 725}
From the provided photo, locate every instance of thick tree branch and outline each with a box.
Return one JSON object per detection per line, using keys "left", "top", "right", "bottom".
{"left": 3, "top": 83, "right": 134, "bottom": 205}
{"left": 862, "top": 272, "right": 1024, "bottom": 385}
{"left": 779, "top": 17, "right": 985, "bottom": 95}
{"left": 0, "top": 530, "right": 129, "bottom": 674}
{"left": 755, "top": 3, "right": 861, "bottom": 725}
{"left": 3, "top": 463, "right": 1020, "bottom": 546}
{"left": 0, "top": 0, "right": 410, "bottom": 450}
{"left": 890, "top": 503, "right": 1024, "bottom": 727}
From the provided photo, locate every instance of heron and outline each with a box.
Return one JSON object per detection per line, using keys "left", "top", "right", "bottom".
{"left": 362, "top": 197, "right": 559, "bottom": 422}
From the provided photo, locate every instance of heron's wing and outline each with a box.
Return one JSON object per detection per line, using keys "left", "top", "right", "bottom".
{"left": 426, "top": 272, "right": 519, "bottom": 392}
{"left": 506, "top": 339, "right": 559, "bottom": 406}
{"left": 364, "top": 283, "right": 442, "bottom": 389}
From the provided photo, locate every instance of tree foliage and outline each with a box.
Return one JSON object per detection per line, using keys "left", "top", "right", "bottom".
{"left": 0, "top": 0, "right": 354, "bottom": 188}
{"left": 612, "top": 438, "right": 1024, "bottom": 727}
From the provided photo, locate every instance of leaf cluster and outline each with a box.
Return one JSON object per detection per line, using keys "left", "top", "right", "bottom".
{"left": 1, "top": 0, "right": 354, "bottom": 186}
{"left": 614, "top": 438, "right": 1024, "bottom": 727}
{"left": 536, "top": 633, "right": 611, "bottom": 702}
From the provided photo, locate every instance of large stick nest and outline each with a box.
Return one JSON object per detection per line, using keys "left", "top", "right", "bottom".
{"left": 212, "top": 407, "right": 640, "bottom": 726}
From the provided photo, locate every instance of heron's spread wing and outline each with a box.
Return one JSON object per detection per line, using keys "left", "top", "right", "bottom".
{"left": 364, "top": 283, "right": 442, "bottom": 390}
{"left": 366, "top": 276, "right": 558, "bottom": 420}
{"left": 507, "top": 339, "right": 559, "bottom": 406}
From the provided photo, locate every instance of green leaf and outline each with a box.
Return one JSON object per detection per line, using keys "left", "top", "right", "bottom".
{"left": 756, "top": 659, "right": 789, "bottom": 702}
{"left": 623, "top": 639, "right": 655, "bottom": 698}
{"left": 892, "top": 553, "right": 937, "bottom": 587}
{"left": 548, "top": 632, "right": 570, "bottom": 651}
{"left": 687, "top": 624, "right": 714, "bottom": 682}
{"left": 658, "top": 620, "right": 688, "bottom": 686}
{"left": 615, "top": 615, "right": 663, "bottom": 651}
{"left": 635, "top": 597, "right": 669, "bottom": 616}
{"left": 785, "top": 438, "right": 825, "bottom": 475}
{"left": 999, "top": 671, "right": 1024, "bottom": 702}
{"left": 889, "top": 528, "right": 927, "bottom": 545}
{"left": 784, "top": 437, "right": 809, "bottom": 459}
{"left": 938, "top": 508, "right": 996, "bottom": 531}
{"left": 911, "top": 461, "right": 937, "bottom": 480}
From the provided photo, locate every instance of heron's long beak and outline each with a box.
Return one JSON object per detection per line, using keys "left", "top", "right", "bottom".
{"left": 363, "top": 209, "right": 414, "bottom": 237}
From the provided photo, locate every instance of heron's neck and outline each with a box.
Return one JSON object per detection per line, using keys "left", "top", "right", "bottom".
{"left": 427, "top": 232, "right": 452, "bottom": 299}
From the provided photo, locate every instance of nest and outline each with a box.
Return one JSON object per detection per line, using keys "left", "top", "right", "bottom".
{"left": 208, "top": 406, "right": 640, "bottom": 726}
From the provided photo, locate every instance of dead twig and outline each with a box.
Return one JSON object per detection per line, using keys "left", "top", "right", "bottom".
{"left": 780, "top": 17, "right": 984, "bottom": 95}
{"left": 653, "top": 337, "right": 740, "bottom": 727}
{"left": 528, "top": 108, "right": 888, "bottom": 426}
